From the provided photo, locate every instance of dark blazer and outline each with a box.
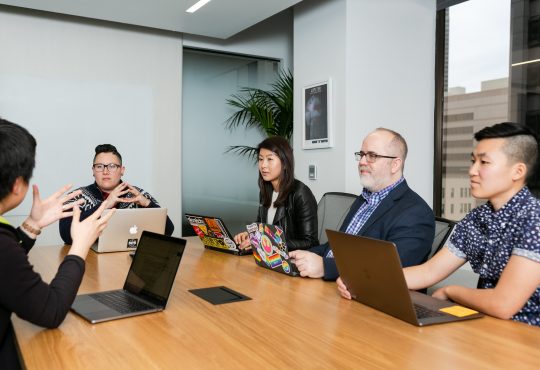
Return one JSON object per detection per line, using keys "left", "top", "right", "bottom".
{"left": 310, "top": 179, "right": 435, "bottom": 280}
{"left": 257, "top": 179, "right": 319, "bottom": 250}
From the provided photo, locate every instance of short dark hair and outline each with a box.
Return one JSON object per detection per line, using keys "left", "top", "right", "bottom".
{"left": 0, "top": 118, "right": 37, "bottom": 201}
{"left": 93, "top": 144, "right": 122, "bottom": 164}
{"left": 257, "top": 136, "right": 295, "bottom": 208}
{"left": 474, "top": 122, "right": 539, "bottom": 181}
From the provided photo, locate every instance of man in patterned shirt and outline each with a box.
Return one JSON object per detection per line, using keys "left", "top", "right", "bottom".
{"left": 59, "top": 144, "right": 174, "bottom": 244}
{"left": 290, "top": 128, "right": 435, "bottom": 281}
{"left": 339, "top": 122, "right": 540, "bottom": 326}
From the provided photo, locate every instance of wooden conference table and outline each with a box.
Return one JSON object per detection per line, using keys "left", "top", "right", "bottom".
{"left": 13, "top": 237, "right": 540, "bottom": 369}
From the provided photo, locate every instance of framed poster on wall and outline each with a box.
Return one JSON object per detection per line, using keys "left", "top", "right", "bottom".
{"left": 302, "top": 79, "right": 332, "bottom": 149}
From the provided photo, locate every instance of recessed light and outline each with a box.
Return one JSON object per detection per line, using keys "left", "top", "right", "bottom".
{"left": 186, "top": 0, "right": 211, "bottom": 13}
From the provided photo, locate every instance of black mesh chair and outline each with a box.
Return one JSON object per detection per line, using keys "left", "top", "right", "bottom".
{"left": 428, "top": 216, "right": 457, "bottom": 259}
{"left": 317, "top": 192, "right": 357, "bottom": 244}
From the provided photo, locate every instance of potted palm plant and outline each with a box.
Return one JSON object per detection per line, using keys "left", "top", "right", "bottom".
{"left": 224, "top": 69, "right": 293, "bottom": 159}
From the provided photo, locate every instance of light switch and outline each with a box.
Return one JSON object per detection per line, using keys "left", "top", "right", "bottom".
{"left": 308, "top": 164, "right": 317, "bottom": 180}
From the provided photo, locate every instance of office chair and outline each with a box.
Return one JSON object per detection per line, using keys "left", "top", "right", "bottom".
{"left": 428, "top": 216, "right": 457, "bottom": 259}
{"left": 317, "top": 192, "right": 357, "bottom": 244}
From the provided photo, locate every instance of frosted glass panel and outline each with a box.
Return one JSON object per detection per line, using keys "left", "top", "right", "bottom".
{"left": 182, "top": 50, "right": 279, "bottom": 236}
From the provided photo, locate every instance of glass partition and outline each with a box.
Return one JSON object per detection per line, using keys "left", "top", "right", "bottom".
{"left": 181, "top": 49, "right": 279, "bottom": 236}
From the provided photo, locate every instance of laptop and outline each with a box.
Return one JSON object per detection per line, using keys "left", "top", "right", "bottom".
{"left": 185, "top": 213, "right": 251, "bottom": 256}
{"left": 246, "top": 222, "right": 299, "bottom": 276}
{"left": 92, "top": 208, "right": 167, "bottom": 253}
{"left": 71, "top": 231, "right": 186, "bottom": 324}
{"left": 326, "top": 230, "right": 484, "bottom": 326}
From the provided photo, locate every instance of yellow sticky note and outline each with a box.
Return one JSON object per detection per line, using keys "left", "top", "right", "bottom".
{"left": 439, "top": 305, "right": 479, "bottom": 317}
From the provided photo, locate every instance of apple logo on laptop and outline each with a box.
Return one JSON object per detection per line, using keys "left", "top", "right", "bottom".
{"left": 129, "top": 225, "right": 138, "bottom": 235}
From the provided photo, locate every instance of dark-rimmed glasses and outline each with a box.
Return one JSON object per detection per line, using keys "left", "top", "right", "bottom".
{"left": 92, "top": 163, "right": 121, "bottom": 172}
{"left": 354, "top": 151, "right": 397, "bottom": 163}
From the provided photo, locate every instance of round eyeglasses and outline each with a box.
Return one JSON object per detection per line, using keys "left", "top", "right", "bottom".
{"left": 92, "top": 163, "right": 121, "bottom": 172}
{"left": 354, "top": 151, "right": 397, "bottom": 163}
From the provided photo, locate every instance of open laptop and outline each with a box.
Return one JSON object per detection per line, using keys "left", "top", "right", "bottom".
{"left": 246, "top": 222, "right": 299, "bottom": 276}
{"left": 185, "top": 213, "right": 251, "bottom": 256}
{"left": 92, "top": 208, "right": 167, "bottom": 253}
{"left": 71, "top": 231, "right": 186, "bottom": 324}
{"left": 326, "top": 230, "right": 484, "bottom": 326}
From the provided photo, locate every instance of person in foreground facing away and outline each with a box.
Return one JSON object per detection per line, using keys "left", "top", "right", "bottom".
{"left": 59, "top": 144, "right": 174, "bottom": 244}
{"left": 234, "top": 136, "right": 319, "bottom": 250}
{"left": 338, "top": 122, "right": 540, "bottom": 326}
{"left": 0, "top": 118, "right": 115, "bottom": 369}
{"left": 290, "top": 128, "right": 435, "bottom": 281}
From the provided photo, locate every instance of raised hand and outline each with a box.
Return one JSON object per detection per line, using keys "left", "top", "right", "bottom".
{"left": 102, "top": 182, "right": 131, "bottom": 209}
{"left": 26, "top": 184, "right": 82, "bottom": 230}
{"left": 68, "top": 202, "right": 115, "bottom": 259}
{"left": 117, "top": 182, "right": 151, "bottom": 207}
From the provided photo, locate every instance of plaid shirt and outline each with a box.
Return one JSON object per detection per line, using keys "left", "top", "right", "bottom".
{"left": 327, "top": 177, "right": 404, "bottom": 258}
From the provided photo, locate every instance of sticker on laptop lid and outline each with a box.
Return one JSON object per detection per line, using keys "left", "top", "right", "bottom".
{"left": 439, "top": 305, "right": 479, "bottom": 317}
{"left": 127, "top": 239, "right": 138, "bottom": 248}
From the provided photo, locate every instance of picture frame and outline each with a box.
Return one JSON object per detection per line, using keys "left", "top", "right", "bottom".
{"left": 302, "top": 79, "right": 332, "bottom": 149}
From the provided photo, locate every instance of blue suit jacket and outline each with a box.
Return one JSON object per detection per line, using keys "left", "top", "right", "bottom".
{"left": 310, "top": 180, "right": 435, "bottom": 281}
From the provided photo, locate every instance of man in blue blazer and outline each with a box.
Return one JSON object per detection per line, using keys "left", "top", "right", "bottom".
{"left": 289, "top": 128, "right": 435, "bottom": 281}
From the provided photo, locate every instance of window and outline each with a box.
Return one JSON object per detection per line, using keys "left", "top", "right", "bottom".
{"left": 434, "top": 0, "right": 540, "bottom": 221}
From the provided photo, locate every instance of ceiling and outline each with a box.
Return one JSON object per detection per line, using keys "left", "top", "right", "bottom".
{"left": 0, "top": 0, "right": 303, "bottom": 39}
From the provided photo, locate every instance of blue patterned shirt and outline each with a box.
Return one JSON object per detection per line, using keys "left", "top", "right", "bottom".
{"left": 327, "top": 177, "right": 404, "bottom": 258}
{"left": 448, "top": 187, "right": 540, "bottom": 326}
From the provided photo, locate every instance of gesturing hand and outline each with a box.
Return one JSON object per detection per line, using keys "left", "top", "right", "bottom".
{"left": 68, "top": 202, "right": 116, "bottom": 260}
{"left": 102, "top": 182, "right": 130, "bottom": 209}
{"left": 118, "top": 182, "right": 151, "bottom": 207}
{"left": 27, "top": 184, "right": 82, "bottom": 229}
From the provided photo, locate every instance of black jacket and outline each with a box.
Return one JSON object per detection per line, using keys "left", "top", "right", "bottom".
{"left": 257, "top": 179, "right": 319, "bottom": 250}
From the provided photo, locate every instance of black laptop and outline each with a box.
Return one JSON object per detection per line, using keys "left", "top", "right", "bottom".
{"left": 327, "top": 230, "right": 484, "bottom": 326}
{"left": 71, "top": 231, "right": 186, "bottom": 324}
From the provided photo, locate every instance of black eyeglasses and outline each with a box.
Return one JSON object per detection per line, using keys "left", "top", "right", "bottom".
{"left": 93, "top": 163, "right": 121, "bottom": 172}
{"left": 354, "top": 151, "right": 397, "bottom": 163}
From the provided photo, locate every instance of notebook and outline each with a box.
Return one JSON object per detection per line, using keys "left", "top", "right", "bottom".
{"left": 185, "top": 213, "right": 251, "bottom": 256}
{"left": 71, "top": 231, "right": 186, "bottom": 324}
{"left": 326, "top": 230, "right": 484, "bottom": 326}
{"left": 92, "top": 208, "right": 167, "bottom": 253}
{"left": 246, "top": 222, "right": 299, "bottom": 276}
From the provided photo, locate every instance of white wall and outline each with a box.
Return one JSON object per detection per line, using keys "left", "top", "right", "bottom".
{"left": 184, "top": 9, "right": 293, "bottom": 71}
{"left": 294, "top": 0, "right": 436, "bottom": 206}
{"left": 0, "top": 6, "right": 293, "bottom": 246}
{"left": 0, "top": 7, "right": 183, "bottom": 245}
{"left": 293, "top": 0, "right": 347, "bottom": 202}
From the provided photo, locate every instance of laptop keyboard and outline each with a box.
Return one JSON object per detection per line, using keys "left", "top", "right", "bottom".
{"left": 90, "top": 291, "right": 154, "bottom": 314}
{"left": 414, "top": 303, "right": 446, "bottom": 319}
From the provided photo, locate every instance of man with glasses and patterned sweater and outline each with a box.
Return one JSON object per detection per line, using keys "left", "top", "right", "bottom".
{"left": 59, "top": 144, "right": 174, "bottom": 244}
{"left": 289, "top": 128, "right": 435, "bottom": 281}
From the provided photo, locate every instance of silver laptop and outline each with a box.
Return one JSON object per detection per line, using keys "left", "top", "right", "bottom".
{"left": 71, "top": 231, "right": 186, "bottom": 324}
{"left": 326, "top": 230, "right": 484, "bottom": 326}
{"left": 92, "top": 208, "right": 167, "bottom": 253}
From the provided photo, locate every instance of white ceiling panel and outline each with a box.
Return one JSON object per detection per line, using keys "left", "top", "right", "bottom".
{"left": 0, "top": 0, "right": 303, "bottom": 38}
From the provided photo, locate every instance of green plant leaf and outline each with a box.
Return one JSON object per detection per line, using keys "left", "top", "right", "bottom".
{"left": 224, "top": 69, "right": 294, "bottom": 153}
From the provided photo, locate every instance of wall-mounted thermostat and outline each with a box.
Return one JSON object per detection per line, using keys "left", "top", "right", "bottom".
{"left": 308, "top": 164, "right": 317, "bottom": 180}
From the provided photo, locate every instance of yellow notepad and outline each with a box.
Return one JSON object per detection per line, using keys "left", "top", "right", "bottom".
{"left": 439, "top": 305, "right": 479, "bottom": 317}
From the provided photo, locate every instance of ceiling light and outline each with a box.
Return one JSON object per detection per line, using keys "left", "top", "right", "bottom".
{"left": 511, "top": 58, "right": 540, "bottom": 67}
{"left": 186, "top": 0, "right": 211, "bottom": 13}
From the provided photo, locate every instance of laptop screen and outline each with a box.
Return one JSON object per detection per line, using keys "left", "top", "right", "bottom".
{"left": 124, "top": 232, "right": 186, "bottom": 307}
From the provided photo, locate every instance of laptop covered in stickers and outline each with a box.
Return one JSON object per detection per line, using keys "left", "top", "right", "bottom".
{"left": 246, "top": 223, "right": 299, "bottom": 276}
{"left": 185, "top": 213, "right": 251, "bottom": 256}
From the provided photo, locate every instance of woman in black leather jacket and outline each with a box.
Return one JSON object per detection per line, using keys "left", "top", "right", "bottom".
{"left": 234, "top": 137, "right": 319, "bottom": 250}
